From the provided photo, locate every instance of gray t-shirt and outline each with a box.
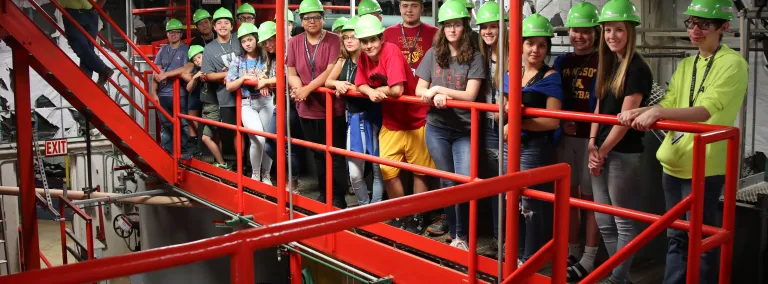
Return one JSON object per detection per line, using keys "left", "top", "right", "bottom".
{"left": 202, "top": 36, "right": 241, "bottom": 107}
{"left": 154, "top": 43, "right": 190, "bottom": 96}
{"left": 415, "top": 48, "right": 485, "bottom": 132}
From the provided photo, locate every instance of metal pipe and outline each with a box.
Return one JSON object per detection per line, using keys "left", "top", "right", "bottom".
{"left": 496, "top": 0, "right": 505, "bottom": 279}
{"left": 0, "top": 186, "right": 199, "bottom": 207}
{"left": 126, "top": 0, "right": 136, "bottom": 121}
{"left": 739, "top": 10, "right": 749, "bottom": 180}
{"left": 505, "top": 0, "right": 522, "bottom": 277}
{"left": 71, "top": 189, "right": 168, "bottom": 206}
{"left": 276, "top": 0, "right": 290, "bottom": 222}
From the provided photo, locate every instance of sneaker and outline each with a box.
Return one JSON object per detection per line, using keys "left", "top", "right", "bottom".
{"left": 405, "top": 214, "right": 426, "bottom": 235}
{"left": 426, "top": 214, "right": 448, "bottom": 236}
{"left": 262, "top": 173, "right": 273, "bottom": 186}
{"left": 213, "top": 162, "right": 230, "bottom": 170}
{"left": 449, "top": 238, "right": 468, "bottom": 250}
{"left": 477, "top": 237, "right": 499, "bottom": 257}
{"left": 387, "top": 218, "right": 404, "bottom": 229}
{"left": 187, "top": 137, "right": 199, "bottom": 156}
{"left": 251, "top": 171, "right": 261, "bottom": 181}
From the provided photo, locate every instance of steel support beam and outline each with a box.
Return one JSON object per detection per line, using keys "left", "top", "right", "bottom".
{"left": 13, "top": 46, "right": 40, "bottom": 271}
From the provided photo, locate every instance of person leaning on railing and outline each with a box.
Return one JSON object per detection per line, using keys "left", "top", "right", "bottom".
{"left": 325, "top": 16, "right": 385, "bottom": 206}
{"left": 288, "top": 0, "right": 348, "bottom": 209}
{"left": 618, "top": 0, "right": 747, "bottom": 283}
{"left": 353, "top": 15, "right": 434, "bottom": 229}
{"left": 416, "top": 0, "right": 485, "bottom": 249}
{"left": 59, "top": 0, "right": 114, "bottom": 87}
{"left": 182, "top": 45, "right": 205, "bottom": 157}
{"left": 588, "top": 1, "right": 652, "bottom": 283}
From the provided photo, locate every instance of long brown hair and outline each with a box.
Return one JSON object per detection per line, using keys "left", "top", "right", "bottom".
{"left": 595, "top": 22, "right": 640, "bottom": 100}
{"left": 434, "top": 18, "right": 475, "bottom": 68}
{"left": 337, "top": 31, "right": 360, "bottom": 61}
{"left": 479, "top": 22, "right": 509, "bottom": 90}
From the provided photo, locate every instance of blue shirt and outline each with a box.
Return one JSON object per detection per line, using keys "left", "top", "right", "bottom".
{"left": 154, "top": 43, "right": 190, "bottom": 96}
{"left": 226, "top": 55, "right": 269, "bottom": 99}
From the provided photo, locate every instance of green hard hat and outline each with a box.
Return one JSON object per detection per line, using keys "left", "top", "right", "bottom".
{"left": 684, "top": 0, "right": 734, "bottom": 21}
{"left": 566, "top": 1, "right": 600, "bottom": 28}
{"left": 166, "top": 18, "right": 184, "bottom": 31}
{"left": 258, "top": 21, "right": 277, "bottom": 43}
{"left": 341, "top": 16, "right": 359, "bottom": 32}
{"left": 598, "top": 0, "right": 641, "bottom": 25}
{"left": 354, "top": 14, "right": 384, "bottom": 39}
{"left": 358, "top": 0, "right": 383, "bottom": 16}
{"left": 298, "top": 0, "right": 324, "bottom": 15}
{"left": 236, "top": 3, "right": 255, "bottom": 16}
{"left": 212, "top": 7, "right": 234, "bottom": 22}
{"left": 438, "top": 0, "right": 470, "bottom": 23}
{"left": 237, "top": 23, "right": 258, "bottom": 39}
{"left": 193, "top": 9, "right": 211, "bottom": 24}
{"left": 188, "top": 45, "right": 204, "bottom": 61}
{"left": 332, "top": 17, "right": 348, "bottom": 31}
{"left": 275, "top": 10, "right": 296, "bottom": 23}
{"left": 522, "top": 14, "right": 553, "bottom": 37}
{"left": 460, "top": 0, "right": 475, "bottom": 9}
{"left": 475, "top": 1, "right": 507, "bottom": 25}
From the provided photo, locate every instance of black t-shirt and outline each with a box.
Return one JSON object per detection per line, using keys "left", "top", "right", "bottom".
{"left": 558, "top": 52, "right": 599, "bottom": 138}
{"left": 596, "top": 53, "right": 652, "bottom": 153}
{"left": 340, "top": 58, "right": 370, "bottom": 114}
{"left": 190, "top": 35, "right": 215, "bottom": 48}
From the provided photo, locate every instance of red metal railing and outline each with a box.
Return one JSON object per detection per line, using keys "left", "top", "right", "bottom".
{"left": 0, "top": 163, "right": 573, "bottom": 283}
{"left": 58, "top": 196, "right": 95, "bottom": 264}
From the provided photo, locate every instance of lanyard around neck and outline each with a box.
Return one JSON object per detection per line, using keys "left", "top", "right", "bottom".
{"left": 689, "top": 45, "right": 721, "bottom": 107}
{"left": 304, "top": 31, "right": 326, "bottom": 78}
{"left": 400, "top": 23, "right": 422, "bottom": 70}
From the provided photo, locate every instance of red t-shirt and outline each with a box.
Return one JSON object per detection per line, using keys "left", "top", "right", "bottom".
{"left": 383, "top": 23, "right": 438, "bottom": 72}
{"left": 287, "top": 31, "right": 345, "bottom": 119}
{"left": 355, "top": 42, "right": 428, "bottom": 131}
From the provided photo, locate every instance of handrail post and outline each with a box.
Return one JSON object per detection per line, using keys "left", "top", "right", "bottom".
{"left": 85, "top": 219, "right": 95, "bottom": 260}
{"left": 720, "top": 131, "right": 739, "bottom": 284}
{"left": 13, "top": 46, "right": 40, "bottom": 271}
{"left": 505, "top": 0, "right": 523, "bottom": 276}
{"left": 236, "top": 90, "right": 244, "bottom": 214}
{"left": 59, "top": 198, "right": 67, "bottom": 265}
{"left": 173, "top": 79, "right": 181, "bottom": 185}
{"left": 325, "top": 91, "right": 336, "bottom": 252}
{"left": 276, "top": 0, "right": 288, "bottom": 222}
{"left": 551, "top": 166, "right": 571, "bottom": 283}
{"left": 231, "top": 249, "right": 255, "bottom": 284}
{"left": 687, "top": 135, "right": 706, "bottom": 284}
{"left": 467, "top": 108, "right": 479, "bottom": 283}
{"left": 185, "top": 0, "right": 191, "bottom": 40}
{"left": 290, "top": 247, "right": 303, "bottom": 284}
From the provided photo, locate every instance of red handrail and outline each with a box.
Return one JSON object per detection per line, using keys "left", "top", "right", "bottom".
{"left": 250, "top": 3, "right": 356, "bottom": 11}
{"left": 0, "top": 164, "right": 572, "bottom": 283}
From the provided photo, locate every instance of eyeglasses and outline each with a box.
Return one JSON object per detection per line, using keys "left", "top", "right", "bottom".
{"left": 443, "top": 22, "right": 463, "bottom": 30}
{"left": 167, "top": 30, "right": 182, "bottom": 35}
{"left": 683, "top": 18, "right": 714, "bottom": 30}
{"left": 302, "top": 16, "right": 323, "bottom": 22}
{"left": 239, "top": 16, "right": 255, "bottom": 22}
{"left": 342, "top": 35, "right": 356, "bottom": 41}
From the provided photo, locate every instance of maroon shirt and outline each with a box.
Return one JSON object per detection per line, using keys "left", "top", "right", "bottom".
{"left": 287, "top": 31, "right": 345, "bottom": 119}
{"left": 383, "top": 23, "right": 438, "bottom": 73}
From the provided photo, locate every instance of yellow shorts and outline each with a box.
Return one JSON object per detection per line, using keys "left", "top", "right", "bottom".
{"left": 378, "top": 125, "right": 435, "bottom": 180}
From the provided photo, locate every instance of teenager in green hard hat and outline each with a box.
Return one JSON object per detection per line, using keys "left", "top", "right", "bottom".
{"left": 382, "top": 0, "right": 438, "bottom": 76}
{"left": 259, "top": 20, "right": 304, "bottom": 193}
{"left": 225, "top": 23, "right": 274, "bottom": 185}
{"left": 200, "top": 7, "right": 241, "bottom": 170}
{"left": 182, "top": 45, "right": 206, "bottom": 157}
{"left": 324, "top": 16, "right": 384, "bottom": 206}
{"left": 236, "top": 3, "right": 256, "bottom": 25}
{"left": 274, "top": 10, "right": 296, "bottom": 40}
{"left": 551, "top": 2, "right": 601, "bottom": 280}
{"left": 358, "top": 0, "right": 383, "bottom": 21}
{"left": 588, "top": 1, "right": 652, "bottom": 283}
{"left": 152, "top": 18, "right": 193, "bottom": 159}
{"left": 288, "top": 0, "right": 348, "bottom": 209}
{"left": 191, "top": 9, "right": 215, "bottom": 46}
{"left": 417, "top": 0, "right": 485, "bottom": 245}
{"left": 354, "top": 14, "right": 434, "bottom": 231}
{"left": 332, "top": 17, "right": 348, "bottom": 33}
{"left": 502, "top": 13, "right": 563, "bottom": 263}
{"left": 618, "top": 1, "right": 746, "bottom": 282}
{"left": 474, "top": 0, "right": 508, "bottom": 254}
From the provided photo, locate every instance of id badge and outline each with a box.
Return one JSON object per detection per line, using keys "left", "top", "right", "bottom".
{"left": 670, "top": 131, "right": 684, "bottom": 145}
{"left": 411, "top": 68, "right": 416, "bottom": 76}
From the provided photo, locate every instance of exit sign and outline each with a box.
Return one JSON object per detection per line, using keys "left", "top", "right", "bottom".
{"left": 44, "top": 139, "right": 68, "bottom": 156}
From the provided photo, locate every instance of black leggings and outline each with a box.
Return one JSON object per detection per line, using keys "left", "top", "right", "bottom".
{"left": 299, "top": 115, "right": 349, "bottom": 209}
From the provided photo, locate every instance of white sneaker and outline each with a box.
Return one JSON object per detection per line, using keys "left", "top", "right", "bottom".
{"left": 251, "top": 171, "right": 260, "bottom": 181}
{"left": 261, "top": 173, "right": 273, "bottom": 186}
{"left": 450, "top": 238, "right": 469, "bottom": 251}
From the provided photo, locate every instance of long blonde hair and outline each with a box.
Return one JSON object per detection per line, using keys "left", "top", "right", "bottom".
{"left": 479, "top": 23, "right": 509, "bottom": 90}
{"left": 595, "top": 22, "right": 639, "bottom": 100}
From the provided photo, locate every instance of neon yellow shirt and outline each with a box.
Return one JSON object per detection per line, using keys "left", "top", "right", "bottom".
{"left": 656, "top": 45, "right": 747, "bottom": 179}
{"left": 59, "top": 0, "right": 93, "bottom": 10}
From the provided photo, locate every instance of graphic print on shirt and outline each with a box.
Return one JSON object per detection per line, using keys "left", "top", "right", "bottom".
{"left": 561, "top": 66, "right": 597, "bottom": 100}
{"left": 398, "top": 35, "right": 426, "bottom": 66}
{"left": 434, "top": 67, "right": 467, "bottom": 90}
{"left": 369, "top": 73, "right": 388, "bottom": 88}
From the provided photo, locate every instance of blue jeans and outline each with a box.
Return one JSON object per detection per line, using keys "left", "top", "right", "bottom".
{"left": 518, "top": 135, "right": 552, "bottom": 262}
{"left": 484, "top": 124, "right": 508, "bottom": 239}
{"left": 346, "top": 118, "right": 383, "bottom": 205}
{"left": 592, "top": 151, "right": 642, "bottom": 284}
{"left": 425, "top": 123, "right": 471, "bottom": 240}
{"left": 63, "top": 9, "right": 107, "bottom": 78}
{"left": 662, "top": 173, "right": 724, "bottom": 284}
{"left": 265, "top": 104, "right": 305, "bottom": 181}
{"left": 158, "top": 95, "right": 189, "bottom": 155}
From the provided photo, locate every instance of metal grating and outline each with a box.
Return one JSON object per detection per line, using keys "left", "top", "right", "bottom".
{"left": 734, "top": 182, "right": 768, "bottom": 205}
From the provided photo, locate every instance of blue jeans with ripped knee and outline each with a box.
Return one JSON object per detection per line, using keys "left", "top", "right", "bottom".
{"left": 517, "top": 135, "right": 552, "bottom": 262}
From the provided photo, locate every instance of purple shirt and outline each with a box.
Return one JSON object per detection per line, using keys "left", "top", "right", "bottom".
{"left": 287, "top": 31, "right": 344, "bottom": 119}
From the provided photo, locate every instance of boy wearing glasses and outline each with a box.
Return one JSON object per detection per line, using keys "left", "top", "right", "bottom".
{"left": 618, "top": 1, "right": 747, "bottom": 283}
{"left": 152, "top": 19, "right": 193, "bottom": 158}
{"left": 287, "top": 0, "right": 348, "bottom": 209}
{"left": 383, "top": 0, "right": 437, "bottom": 76}
{"left": 236, "top": 3, "right": 256, "bottom": 25}
{"left": 355, "top": 14, "right": 434, "bottom": 232}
